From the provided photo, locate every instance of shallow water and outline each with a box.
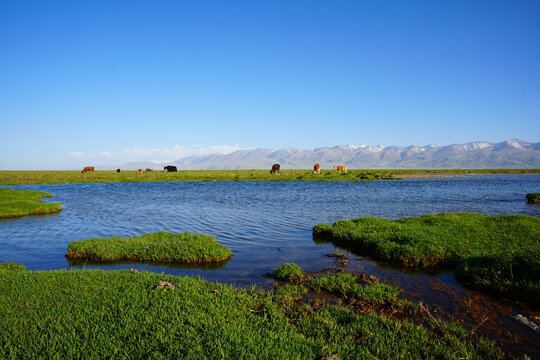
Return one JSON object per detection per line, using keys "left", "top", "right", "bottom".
{"left": 1, "top": 174, "right": 539, "bottom": 357}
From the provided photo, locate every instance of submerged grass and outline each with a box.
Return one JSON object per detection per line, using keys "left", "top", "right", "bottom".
{"left": 0, "top": 263, "right": 506, "bottom": 359}
{"left": 66, "top": 232, "right": 232, "bottom": 263}
{"left": 313, "top": 213, "right": 540, "bottom": 306}
{"left": 0, "top": 188, "right": 62, "bottom": 218}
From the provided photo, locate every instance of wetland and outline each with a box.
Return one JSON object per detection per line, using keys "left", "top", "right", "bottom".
{"left": 1, "top": 174, "right": 539, "bottom": 358}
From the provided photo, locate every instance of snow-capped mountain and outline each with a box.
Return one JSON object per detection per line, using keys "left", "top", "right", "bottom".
{"left": 117, "top": 139, "right": 540, "bottom": 170}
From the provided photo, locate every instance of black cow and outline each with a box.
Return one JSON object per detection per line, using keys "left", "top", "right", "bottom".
{"left": 116, "top": 169, "right": 120, "bottom": 173}
{"left": 270, "top": 164, "right": 280, "bottom": 174}
{"left": 164, "top": 165, "right": 178, "bottom": 172}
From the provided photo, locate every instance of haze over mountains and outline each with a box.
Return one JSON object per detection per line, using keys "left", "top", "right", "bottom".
{"left": 115, "top": 139, "right": 540, "bottom": 170}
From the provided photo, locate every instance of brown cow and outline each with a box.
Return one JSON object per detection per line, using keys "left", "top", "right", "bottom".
{"left": 334, "top": 165, "right": 347, "bottom": 172}
{"left": 81, "top": 166, "right": 95, "bottom": 174}
{"left": 270, "top": 164, "right": 280, "bottom": 174}
{"left": 313, "top": 163, "right": 320, "bottom": 174}
{"left": 145, "top": 168, "right": 153, "bottom": 172}
{"left": 137, "top": 169, "right": 144, "bottom": 173}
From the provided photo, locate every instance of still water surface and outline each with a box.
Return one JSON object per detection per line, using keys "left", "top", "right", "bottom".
{"left": 1, "top": 174, "right": 539, "bottom": 356}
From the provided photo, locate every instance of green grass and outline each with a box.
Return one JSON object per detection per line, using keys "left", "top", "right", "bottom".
{"left": 526, "top": 192, "right": 540, "bottom": 203}
{"left": 313, "top": 213, "right": 540, "bottom": 306}
{"left": 1, "top": 169, "right": 538, "bottom": 186}
{"left": 0, "top": 264, "right": 506, "bottom": 359}
{"left": 0, "top": 188, "right": 62, "bottom": 218}
{"left": 66, "top": 232, "right": 232, "bottom": 264}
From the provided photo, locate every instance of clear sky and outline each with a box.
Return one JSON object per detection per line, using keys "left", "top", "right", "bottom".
{"left": 1, "top": 1, "right": 539, "bottom": 169}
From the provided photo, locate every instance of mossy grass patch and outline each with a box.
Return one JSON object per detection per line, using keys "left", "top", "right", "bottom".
{"left": 0, "top": 265, "right": 505, "bottom": 359}
{"left": 526, "top": 192, "right": 540, "bottom": 203}
{"left": 0, "top": 188, "right": 62, "bottom": 218}
{"left": 66, "top": 231, "right": 232, "bottom": 264}
{"left": 314, "top": 213, "right": 540, "bottom": 306}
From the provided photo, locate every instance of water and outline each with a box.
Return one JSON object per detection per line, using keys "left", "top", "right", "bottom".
{"left": 1, "top": 174, "right": 539, "bottom": 356}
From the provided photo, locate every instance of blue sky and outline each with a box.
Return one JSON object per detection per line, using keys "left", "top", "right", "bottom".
{"left": 1, "top": 1, "right": 539, "bottom": 169}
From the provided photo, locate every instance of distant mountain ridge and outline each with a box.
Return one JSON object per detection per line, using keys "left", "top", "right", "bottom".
{"left": 116, "top": 139, "right": 540, "bottom": 170}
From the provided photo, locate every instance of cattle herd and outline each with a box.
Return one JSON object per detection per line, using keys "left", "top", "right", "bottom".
{"left": 82, "top": 164, "right": 349, "bottom": 174}
{"left": 268, "top": 163, "right": 347, "bottom": 174}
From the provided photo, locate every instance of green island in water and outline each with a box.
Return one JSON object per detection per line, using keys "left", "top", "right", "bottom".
{"left": 65, "top": 231, "right": 233, "bottom": 264}
{"left": 0, "top": 188, "right": 62, "bottom": 218}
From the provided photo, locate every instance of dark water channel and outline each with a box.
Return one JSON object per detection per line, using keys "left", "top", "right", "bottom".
{"left": 1, "top": 175, "right": 539, "bottom": 357}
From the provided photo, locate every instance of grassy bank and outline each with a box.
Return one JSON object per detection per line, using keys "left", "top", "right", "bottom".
{"left": 66, "top": 232, "right": 232, "bottom": 264}
{"left": 0, "top": 188, "right": 62, "bottom": 218}
{"left": 0, "top": 263, "right": 505, "bottom": 359}
{"left": 1, "top": 168, "right": 537, "bottom": 185}
{"left": 313, "top": 213, "right": 540, "bottom": 306}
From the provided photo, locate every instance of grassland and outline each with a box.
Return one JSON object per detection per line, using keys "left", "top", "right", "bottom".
{"left": 0, "top": 263, "right": 506, "bottom": 359}
{"left": 0, "top": 169, "right": 398, "bottom": 185}
{"left": 66, "top": 232, "right": 232, "bottom": 264}
{"left": 526, "top": 192, "right": 540, "bottom": 203}
{"left": 313, "top": 213, "right": 540, "bottom": 307}
{"left": 0, "top": 168, "right": 537, "bottom": 185}
{"left": 0, "top": 188, "right": 62, "bottom": 218}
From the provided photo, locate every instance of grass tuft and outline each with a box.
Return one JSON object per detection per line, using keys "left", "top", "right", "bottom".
{"left": 273, "top": 263, "right": 304, "bottom": 282}
{"left": 0, "top": 262, "right": 28, "bottom": 272}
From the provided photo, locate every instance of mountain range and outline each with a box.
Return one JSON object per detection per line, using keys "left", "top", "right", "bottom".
{"left": 115, "top": 139, "right": 540, "bottom": 170}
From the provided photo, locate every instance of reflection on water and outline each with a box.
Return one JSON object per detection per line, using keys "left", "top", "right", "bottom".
{"left": 1, "top": 175, "right": 539, "bottom": 357}
{"left": 67, "top": 257, "right": 231, "bottom": 271}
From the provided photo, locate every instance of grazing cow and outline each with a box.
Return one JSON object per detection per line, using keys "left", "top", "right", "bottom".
{"left": 270, "top": 164, "right": 280, "bottom": 174}
{"left": 137, "top": 169, "right": 144, "bottom": 173}
{"left": 116, "top": 169, "right": 120, "bottom": 173}
{"left": 334, "top": 165, "right": 347, "bottom": 172}
{"left": 164, "top": 165, "right": 177, "bottom": 172}
{"left": 313, "top": 163, "right": 320, "bottom": 174}
{"left": 145, "top": 168, "right": 153, "bottom": 172}
{"left": 81, "top": 166, "right": 95, "bottom": 174}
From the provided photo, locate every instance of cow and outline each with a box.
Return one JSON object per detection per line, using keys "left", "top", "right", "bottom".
{"left": 164, "top": 165, "right": 177, "bottom": 172}
{"left": 116, "top": 169, "right": 121, "bottom": 173}
{"left": 334, "top": 165, "right": 347, "bottom": 172}
{"left": 137, "top": 169, "right": 144, "bottom": 173}
{"left": 145, "top": 168, "right": 153, "bottom": 172}
{"left": 270, "top": 164, "right": 280, "bottom": 174}
{"left": 81, "top": 166, "right": 95, "bottom": 174}
{"left": 313, "top": 163, "right": 320, "bottom": 174}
